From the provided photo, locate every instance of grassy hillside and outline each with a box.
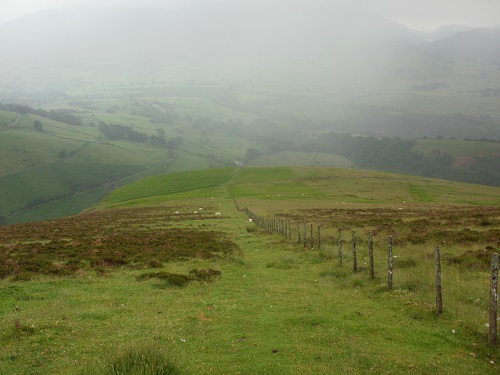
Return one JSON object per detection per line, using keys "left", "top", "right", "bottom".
{"left": 1, "top": 167, "right": 500, "bottom": 374}
{"left": 0, "top": 107, "right": 253, "bottom": 224}
{"left": 2, "top": 91, "right": 500, "bottom": 226}
{"left": 100, "top": 166, "right": 500, "bottom": 208}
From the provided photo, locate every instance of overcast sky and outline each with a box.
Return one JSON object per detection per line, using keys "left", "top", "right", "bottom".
{"left": 1, "top": 0, "right": 500, "bottom": 31}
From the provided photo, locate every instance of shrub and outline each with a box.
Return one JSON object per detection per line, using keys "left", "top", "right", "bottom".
{"left": 136, "top": 272, "right": 191, "bottom": 287}
{"left": 189, "top": 268, "right": 221, "bottom": 282}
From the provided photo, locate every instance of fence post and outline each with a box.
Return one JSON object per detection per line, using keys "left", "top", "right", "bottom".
{"left": 489, "top": 253, "right": 499, "bottom": 347}
{"left": 317, "top": 226, "right": 321, "bottom": 252}
{"left": 338, "top": 228, "right": 342, "bottom": 266}
{"left": 388, "top": 236, "right": 393, "bottom": 290}
{"left": 435, "top": 245, "right": 443, "bottom": 315}
{"left": 352, "top": 230, "right": 357, "bottom": 272}
{"left": 303, "top": 224, "right": 307, "bottom": 249}
{"left": 297, "top": 224, "right": 301, "bottom": 244}
{"left": 369, "top": 231, "right": 374, "bottom": 279}
{"left": 310, "top": 224, "right": 314, "bottom": 249}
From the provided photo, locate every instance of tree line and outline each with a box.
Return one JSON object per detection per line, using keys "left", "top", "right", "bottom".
{"left": 97, "top": 122, "right": 183, "bottom": 149}
{"left": 0, "top": 102, "right": 82, "bottom": 126}
{"left": 304, "top": 132, "right": 500, "bottom": 187}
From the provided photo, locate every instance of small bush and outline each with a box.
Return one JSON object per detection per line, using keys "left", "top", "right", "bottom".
{"left": 10, "top": 272, "right": 37, "bottom": 282}
{"left": 137, "top": 269, "right": 221, "bottom": 286}
{"left": 189, "top": 268, "right": 221, "bottom": 282}
{"left": 246, "top": 225, "right": 258, "bottom": 233}
{"left": 136, "top": 272, "right": 191, "bottom": 287}
{"left": 445, "top": 248, "right": 494, "bottom": 270}
{"left": 148, "top": 260, "right": 164, "bottom": 268}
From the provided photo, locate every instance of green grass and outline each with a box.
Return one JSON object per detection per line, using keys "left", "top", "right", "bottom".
{"left": 0, "top": 163, "right": 145, "bottom": 219}
{"left": 99, "top": 168, "right": 236, "bottom": 206}
{"left": 248, "top": 151, "right": 353, "bottom": 168}
{"left": 0, "top": 167, "right": 500, "bottom": 374}
{"left": 0, "top": 110, "right": 18, "bottom": 129}
{"left": 413, "top": 140, "right": 500, "bottom": 158}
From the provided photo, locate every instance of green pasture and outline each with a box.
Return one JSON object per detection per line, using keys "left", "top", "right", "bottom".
{"left": 0, "top": 166, "right": 499, "bottom": 374}
{"left": 229, "top": 167, "right": 500, "bottom": 208}
{"left": 99, "top": 168, "right": 235, "bottom": 207}
{"left": 0, "top": 163, "right": 145, "bottom": 218}
{"left": 6, "top": 187, "right": 108, "bottom": 224}
{"left": 98, "top": 166, "right": 500, "bottom": 212}
{"left": 0, "top": 110, "right": 17, "bottom": 129}
{"left": 414, "top": 139, "right": 500, "bottom": 157}
{"left": 248, "top": 151, "right": 353, "bottom": 168}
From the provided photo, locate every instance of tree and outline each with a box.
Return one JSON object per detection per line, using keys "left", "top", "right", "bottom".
{"left": 33, "top": 119, "right": 43, "bottom": 132}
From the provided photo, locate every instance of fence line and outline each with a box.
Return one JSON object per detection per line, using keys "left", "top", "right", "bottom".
{"left": 239, "top": 206, "right": 498, "bottom": 346}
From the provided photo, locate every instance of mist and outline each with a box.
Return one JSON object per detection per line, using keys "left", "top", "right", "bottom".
{"left": 1, "top": 0, "right": 500, "bottom": 225}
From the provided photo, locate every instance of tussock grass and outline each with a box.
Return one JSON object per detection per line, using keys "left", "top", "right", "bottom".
{"left": 81, "top": 344, "right": 182, "bottom": 375}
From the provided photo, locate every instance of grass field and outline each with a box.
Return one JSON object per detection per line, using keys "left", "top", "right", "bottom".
{"left": 413, "top": 139, "right": 500, "bottom": 157}
{"left": 1, "top": 166, "right": 499, "bottom": 374}
{"left": 0, "top": 107, "right": 253, "bottom": 224}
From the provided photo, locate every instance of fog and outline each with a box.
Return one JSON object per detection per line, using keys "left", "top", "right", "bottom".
{"left": 1, "top": 1, "right": 500, "bottom": 137}
{"left": 2, "top": 0, "right": 500, "bottom": 29}
{"left": 1, "top": 0, "right": 500, "bottom": 224}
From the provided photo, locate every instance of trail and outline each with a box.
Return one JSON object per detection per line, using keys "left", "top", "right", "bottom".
{"left": 0, "top": 114, "right": 21, "bottom": 132}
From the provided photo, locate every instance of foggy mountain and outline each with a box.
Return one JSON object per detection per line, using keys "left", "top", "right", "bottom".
{"left": 0, "top": 4, "right": 440, "bottom": 74}
{"left": 425, "top": 28, "right": 500, "bottom": 61}
{"left": 426, "top": 25, "right": 475, "bottom": 41}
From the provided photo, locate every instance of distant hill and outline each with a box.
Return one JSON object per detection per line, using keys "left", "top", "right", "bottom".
{"left": 426, "top": 28, "right": 500, "bottom": 61}
{"left": 0, "top": 4, "right": 424, "bottom": 73}
{"left": 427, "top": 25, "right": 475, "bottom": 41}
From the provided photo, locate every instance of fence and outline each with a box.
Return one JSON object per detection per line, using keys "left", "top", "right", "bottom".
{"left": 240, "top": 206, "right": 499, "bottom": 347}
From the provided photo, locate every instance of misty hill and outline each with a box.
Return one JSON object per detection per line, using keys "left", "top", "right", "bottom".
{"left": 426, "top": 28, "right": 500, "bottom": 61}
{"left": 0, "top": 4, "right": 431, "bottom": 72}
{"left": 426, "top": 25, "right": 476, "bottom": 41}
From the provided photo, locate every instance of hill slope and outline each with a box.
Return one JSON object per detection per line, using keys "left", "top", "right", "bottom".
{"left": 0, "top": 166, "right": 499, "bottom": 374}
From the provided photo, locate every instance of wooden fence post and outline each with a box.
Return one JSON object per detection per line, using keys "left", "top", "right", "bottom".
{"left": 388, "top": 236, "right": 393, "bottom": 290}
{"left": 352, "top": 230, "right": 357, "bottom": 272}
{"left": 310, "top": 224, "right": 314, "bottom": 249}
{"left": 369, "top": 231, "right": 374, "bottom": 279}
{"left": 435, "top": 245, "right": 443, "bottom": 315}
{"left": 338, "top": 228, "right": 342, "bottom": 266}
{"left": 317, "top": 226, "right": 321, "bottom": 252}
{"left": 303, "top": 224, "right": 307, "bottom": 248}
{"left": 297, "top": 224, "right": 301, "bottom": 244}
{"left": 489, "top": 253, "right": 499, "bottom": 347}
